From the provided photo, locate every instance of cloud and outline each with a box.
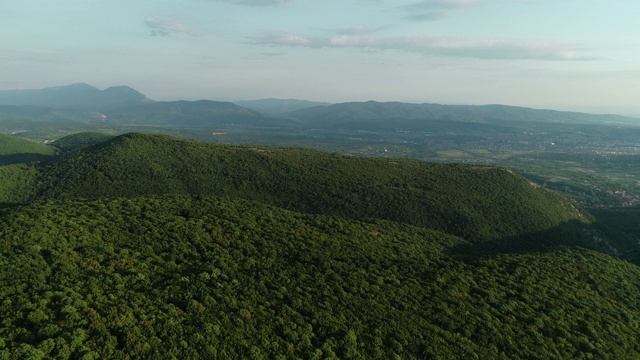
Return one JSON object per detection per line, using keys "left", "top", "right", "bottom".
{"left": 258, "top": 33, "right": 316, "bottom": 47}
{"left": 207, "top": 0, "right": 292, "bottom": 6}
{"left": 145, "top": 17, "right": 193, "bottom": 36}
{"left": 335, "top": 25, "right": 391, "bottom": 36}
{"left": 403, "top": 12, "right": 447, "bottom": 22}
{"left": 251, "top": 33, "right": 597, "bottom": 61}
{"left": 401, "top": 0, "right": 479, "bottom": 11}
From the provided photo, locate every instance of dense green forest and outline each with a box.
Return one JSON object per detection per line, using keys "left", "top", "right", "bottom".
{"left": 0, "top": 164, "right": 39, "bottom": 208}
{"left": 1, "top": 132, "right": 639, "bottom": 358}
{"left": 1, "top": 195, "right": 640, "bottom": 359}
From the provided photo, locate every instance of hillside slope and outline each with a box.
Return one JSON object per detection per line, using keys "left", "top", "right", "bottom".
{"left": 0, "top": 195, "right": 638, "bottom": 358}
{"left": 36, "top": 133, "right": 591, "bottom": 244}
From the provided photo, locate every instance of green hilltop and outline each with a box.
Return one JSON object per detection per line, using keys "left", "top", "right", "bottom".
{"left": 51, "top": 132, "right": 115, "bottom": 154}
{"left": 35, "top": 133, "right": 591, "bottom": 244}
{"left": 1, "top": 132, "right": 639, "bottom": 358}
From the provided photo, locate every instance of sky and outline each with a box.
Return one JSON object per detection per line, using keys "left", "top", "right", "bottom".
{"left": 1, "top": 0, "right": 640, "bottom": 114}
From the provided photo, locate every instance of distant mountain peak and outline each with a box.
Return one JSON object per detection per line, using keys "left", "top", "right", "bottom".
{"left": 46, "top": 83, "right": 100, "bottom": 92}
{"left": 68, "top": 82, "right": 96, "bottom": 88}
{"left": 0, "top": 83, "right": 153, "bottom": 111}
{"left": 104, "top": 85, "right": 139, "bottom": 92}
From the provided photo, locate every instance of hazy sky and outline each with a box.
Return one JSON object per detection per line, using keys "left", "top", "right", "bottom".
{"left": 2, "top": 0, "right": 639, "bottom": 114}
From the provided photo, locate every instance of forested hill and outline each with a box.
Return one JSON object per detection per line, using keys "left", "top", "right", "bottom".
{"left": 3, "top": 132, "right": 640, "bottom": 358}
{"left": 51, "top": 132, "right": 114, "bottom": 154}
{"left": 35, "top": 132, "right": 590, "bottom": 244}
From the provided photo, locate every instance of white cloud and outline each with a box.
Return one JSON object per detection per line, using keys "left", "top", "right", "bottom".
{"left": 262, "top": 33, "right": 315, "bottom": 46}
{"left": 330, "top": 35, "right": 361, "bottom": 46}
{"left": 251, "top": 32, "right": 597, "bottom": 61}
{"left": 145, "top": 17, "right": 193, "bottom": 37}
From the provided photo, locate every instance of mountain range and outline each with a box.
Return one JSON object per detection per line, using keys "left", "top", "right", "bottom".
{"left": 1, "top": 84, "right": 637, "bottom": 133}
